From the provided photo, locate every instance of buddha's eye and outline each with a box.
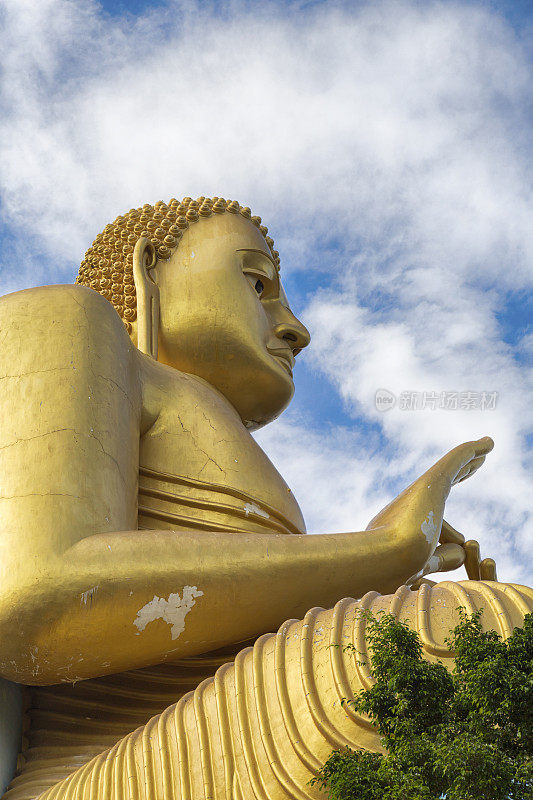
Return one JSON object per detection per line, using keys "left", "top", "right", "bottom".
{"left": 244, "top": 270, "right": 269, "bottom": 298}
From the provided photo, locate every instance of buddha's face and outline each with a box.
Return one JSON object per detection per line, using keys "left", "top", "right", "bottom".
{"left": 152, "top": 213, "right": 310, "bottom": 428}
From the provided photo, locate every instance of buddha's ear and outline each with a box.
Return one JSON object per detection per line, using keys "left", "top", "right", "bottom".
{"left": 133, "top": 237, "right": 160, "bottom": 359}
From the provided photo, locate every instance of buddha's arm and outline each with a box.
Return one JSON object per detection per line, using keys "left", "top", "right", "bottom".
{"left": 0, "top": 526, "right": 413, "bottom": 684}
{"left": 0, "top": 437, "right": 491, "bottom": 685}
{"left": 0, "top": 286, "right": 492, "bottom": 685}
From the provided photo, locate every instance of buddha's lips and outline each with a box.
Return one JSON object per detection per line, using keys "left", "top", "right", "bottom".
{"left": 267, "top": 347, "right": 295, "bottom": 375}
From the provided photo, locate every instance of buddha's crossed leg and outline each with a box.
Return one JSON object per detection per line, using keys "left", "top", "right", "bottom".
{"left": 30, "top": 580, "right": 533, "bottom": 800}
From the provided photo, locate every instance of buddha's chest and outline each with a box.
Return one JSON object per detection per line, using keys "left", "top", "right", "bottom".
{"left": 138, "top": 372, "right": 305, "bottom": 536}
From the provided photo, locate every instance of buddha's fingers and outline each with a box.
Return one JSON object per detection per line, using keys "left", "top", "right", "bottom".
{"left": 439, "top": 519, "right": 465, "bottom": 545}
{"left": 453, "top": 455, "right": 486, "bottom": 485}
{"left": 447, "top": 437, "right": 493, "bottom": 478}
{"left": 423, "top": 438, "right": 493, "bottom": 501}
{"left": 472, "top": 436, "right": 495, "bottom": 456}
{"left": 480, "top": 557, "right": 498, "bottom": 581}
{"left": 464, "top": 539, "right": 482, "bottom": 580}
{"left": 432, "top": 542, "right": 465, "bottom": 573}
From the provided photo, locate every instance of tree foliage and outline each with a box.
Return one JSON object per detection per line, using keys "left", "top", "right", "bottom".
{"left": 311, "top": 609, "right": 533, "bottom": 799}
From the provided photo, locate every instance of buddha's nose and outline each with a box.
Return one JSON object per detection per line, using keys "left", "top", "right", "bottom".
{"left": 273, "top": 315, "right": 311, "bottom": 356}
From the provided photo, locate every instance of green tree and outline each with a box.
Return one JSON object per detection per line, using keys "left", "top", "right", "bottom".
{"left": 311, "top": 610, "right": 533, "bottom": 800}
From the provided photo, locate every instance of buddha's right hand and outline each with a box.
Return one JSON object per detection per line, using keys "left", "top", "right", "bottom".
{"left": 365, "top": 436, "right": 494, "bottom": 582}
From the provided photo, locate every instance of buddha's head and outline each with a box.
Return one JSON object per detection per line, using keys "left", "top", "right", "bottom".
{"left": 76, "top": 197, "right": 310, "bottom": 428}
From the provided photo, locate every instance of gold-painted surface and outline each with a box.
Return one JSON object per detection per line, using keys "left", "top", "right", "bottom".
{"left": 137, "top": 465, "right": 301, "bottom": 536}
{"left": 0, "top": 199, "right": 509, "bottom": 799}
{"left": 76, "top": 197, "right": 281, "bottom": 334}
{"left": 0, "top": 209, "right": 495, "bottom": 687}
{"left": 5, "top": 581, "right": 529, "bottom": 800}
{"left": 3, "top": 643, "right": 249, "bottom": 800}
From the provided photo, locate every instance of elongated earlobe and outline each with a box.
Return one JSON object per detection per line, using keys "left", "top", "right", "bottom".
{"left": 133, "top": 237, "right": 159, "bottom": 359}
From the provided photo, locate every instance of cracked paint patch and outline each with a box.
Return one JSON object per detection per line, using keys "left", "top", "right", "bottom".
{"left": 425, "top": 554, "right": 440, "bottom": 574}
{"left": 134, "top": 586, "right": 203, "bottom": 640}
{"left": 80, "top": 586, "right": 98, "bottom": 605}
{"left": 407, "top": 554, "right": 442, "bottom": 586}
{"left": 421, "top": 511, "right": 438, "bottom": 546}
{"left": 244, "top": 502, "right": 269, "bottom": 519}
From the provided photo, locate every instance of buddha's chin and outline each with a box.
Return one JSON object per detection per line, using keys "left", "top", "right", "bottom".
{"left": 235, "top": 385, "right": 294, "bottom": 431}
{"left": 219, "top": 367, "right": 294, "bottom": 431}
{"left": 241, "top": 405, "right": 287, "bottom": 431}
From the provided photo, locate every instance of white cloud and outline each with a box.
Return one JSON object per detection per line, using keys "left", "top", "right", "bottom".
{"left": 0, "top": 0, "right": 531, "bottom": 584}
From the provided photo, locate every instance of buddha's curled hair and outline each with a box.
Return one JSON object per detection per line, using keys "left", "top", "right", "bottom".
{"left": 76, "top": 196, "right": 280, "bottom": 333}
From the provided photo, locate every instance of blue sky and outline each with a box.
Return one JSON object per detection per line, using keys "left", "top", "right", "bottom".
{"left": 0, "top": 0, "right": 531, "bottom": 584}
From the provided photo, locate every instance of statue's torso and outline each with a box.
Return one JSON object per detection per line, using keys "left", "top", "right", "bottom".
{"left": 2, "top": 292, "right": 309, "bottom": 799}
{"left": 138, "top": 356, "right": 306, "bottom": 537}
{"left": 5, "top": 357, "right": 308, "bottom": 800}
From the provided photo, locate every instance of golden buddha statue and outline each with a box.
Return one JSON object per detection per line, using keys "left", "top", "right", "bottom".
{"left": 0, "top": 196, "right": 529, "bottom": 800}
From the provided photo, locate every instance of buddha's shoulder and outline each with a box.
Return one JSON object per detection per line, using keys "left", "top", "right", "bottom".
{"left": 0, "top": 284, "right": 133, "bottom": 358}
{"left": 0, "top": 283, "right": 121, "bottom": 330}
